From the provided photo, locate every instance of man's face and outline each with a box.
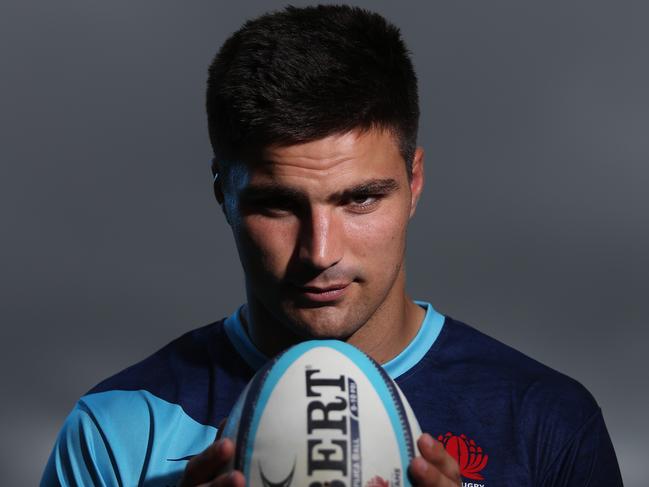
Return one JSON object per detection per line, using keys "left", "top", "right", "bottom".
{"left": 220, "top": 128, "right": 424, "bottom": 341}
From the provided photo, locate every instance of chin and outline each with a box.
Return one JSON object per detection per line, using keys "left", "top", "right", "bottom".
{"left": 300, "top": 326, "right": 352, "bottom": 341}
{"left": 284, "top": 308, "right": 359, "bottom": 341}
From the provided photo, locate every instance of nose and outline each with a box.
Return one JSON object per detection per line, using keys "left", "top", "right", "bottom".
{"left": 298, "top": 205, "right": 343, "bottom": 270}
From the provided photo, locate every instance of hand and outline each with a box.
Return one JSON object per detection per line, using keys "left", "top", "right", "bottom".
{"left": 409, "top": 433, "right": 461, "bottom": 486}
{"left": 179, "top": 419, "right": 246, "bottom": 487}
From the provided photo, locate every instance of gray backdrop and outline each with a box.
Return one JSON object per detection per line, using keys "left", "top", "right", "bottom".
{"left": 1, "top": 1, "right": 647, "bottom": 485}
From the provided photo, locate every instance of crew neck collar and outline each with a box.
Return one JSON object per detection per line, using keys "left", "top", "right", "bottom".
{"left": 223, "top": 300, "right": 445, "bottom": 380}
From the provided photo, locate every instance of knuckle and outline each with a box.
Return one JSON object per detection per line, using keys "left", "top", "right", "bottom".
{"left": 448, "top": 469, "right": 461, "bottom": 485}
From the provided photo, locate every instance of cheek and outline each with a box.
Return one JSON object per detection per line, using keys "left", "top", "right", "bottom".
{"left": 239, "top": 217, "right": 297, "bottom": 274}
{"left": 346, "top": 207, "right": 408, "bottom": 263}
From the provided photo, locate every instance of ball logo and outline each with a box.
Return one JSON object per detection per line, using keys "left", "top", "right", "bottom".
{"left": 437, "top": 433, "right": 488, "bottom": 481}
{"left": 305, "top": 368, "right": 352, "bottom": 482}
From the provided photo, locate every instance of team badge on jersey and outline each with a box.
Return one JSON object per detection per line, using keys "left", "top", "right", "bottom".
{"left": 437, "top": 432, "right": 488, "bottom": 483}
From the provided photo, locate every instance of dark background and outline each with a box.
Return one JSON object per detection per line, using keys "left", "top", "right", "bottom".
{"left": 1, "top": 1, "right": 646, "bottom": 485}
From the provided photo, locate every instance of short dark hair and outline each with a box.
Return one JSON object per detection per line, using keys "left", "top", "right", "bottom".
{"left": 206, "top": 5, "right": 419, "bottom": 177}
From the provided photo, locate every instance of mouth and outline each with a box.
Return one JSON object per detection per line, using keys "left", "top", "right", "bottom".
{"left": 290, "top": 282, "right": 351, "bottom": 304}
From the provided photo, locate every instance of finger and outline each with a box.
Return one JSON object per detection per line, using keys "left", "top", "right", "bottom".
{"left": 216, "top": 417, "right": 228, "bottom": 441}
{"left": 179, "top": 438, "right": 235, "bottom": 487}
{"left": 410, "top": 455, "right": 462, "bottom": 487}
{"left": 417, "top": 434, "right": 461, "bottom": 483}
{"left": 211, "top": 470, "right": 246, "bottom": 487}
{"left": 195, "top": 469, "right": 245, "bottom": 487}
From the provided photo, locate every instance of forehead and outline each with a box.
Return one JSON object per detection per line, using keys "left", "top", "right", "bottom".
{"left": 247, "top": 129, "right": 405, "bottom": 188}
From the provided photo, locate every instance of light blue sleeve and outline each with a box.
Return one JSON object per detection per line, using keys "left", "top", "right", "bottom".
{"left": 41, "top": 390, "right": 218, "bottom": 487}
{"left": 41, "top": 401, "right": 122, "bottom": 487}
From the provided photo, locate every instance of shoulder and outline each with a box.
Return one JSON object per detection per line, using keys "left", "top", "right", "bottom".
{"left": 444, "top": 317, "right": 592, "bottom": 385}
{"left": 440, "top": 316, "right": 599, "bottom": 415}
{"left": 404, "top": 315, "right": 601, "bottom": 442}
{"left": 441, "top": 317, "right": 608, "bottom": 477}
{"left": 84, "top": 318, "right": 253, "bottom": 425}
{"left": 88, "top": 319, "right": 225, "bottom": 396}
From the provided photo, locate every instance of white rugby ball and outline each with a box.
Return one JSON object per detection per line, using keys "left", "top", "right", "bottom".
{"left": 221, "top": 340, "right": 422, "bottom": 487}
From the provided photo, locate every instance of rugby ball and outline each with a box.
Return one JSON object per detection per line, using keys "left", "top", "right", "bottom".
{"left": 221, "top": 340, "right": 422, "bottom": 487}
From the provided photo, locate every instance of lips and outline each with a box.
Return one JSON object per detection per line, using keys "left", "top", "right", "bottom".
{"left": 291, "top": 282, "right": 351, "bottom": 303}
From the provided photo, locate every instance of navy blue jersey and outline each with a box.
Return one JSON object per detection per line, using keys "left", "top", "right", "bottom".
{"left": 42, "top": 302, "right": 622, "bottom": 486}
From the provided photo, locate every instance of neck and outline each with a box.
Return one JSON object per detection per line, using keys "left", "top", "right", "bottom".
{"left": 347, "top": 292, "right": 425, "bottom": 364}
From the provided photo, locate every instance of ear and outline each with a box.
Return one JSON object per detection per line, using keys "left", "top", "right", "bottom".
{"left": 211, "top": 158, "right": 225, "bottom": 205}
{"left": 212, "top": 158, "right": 235, "bottom": 226}
{"left": 409, "top": 147, "right": 425, "bottom": 218}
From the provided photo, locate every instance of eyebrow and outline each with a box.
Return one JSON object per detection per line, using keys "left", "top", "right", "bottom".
{"left": 337, "top": 178, "right": 400, "bottom": 200}
{"left": 239, "top": 178, "right": 400, "bottom": 204}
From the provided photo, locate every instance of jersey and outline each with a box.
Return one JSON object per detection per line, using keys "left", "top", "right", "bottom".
{"left": 41, "top": 301, "right": 623, "bottom": 486}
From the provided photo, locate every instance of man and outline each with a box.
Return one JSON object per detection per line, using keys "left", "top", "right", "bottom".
{"left": 42, "top": 5, "right": 622, "bottom": 487}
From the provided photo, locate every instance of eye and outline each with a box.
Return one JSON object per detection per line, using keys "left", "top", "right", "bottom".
{"left": 243, "top": 197, "right": 298, "bottom": 217}
{"left": 264, "top": 198, "right": 298, "bottom": 213}
{"left": 347, "top": 194, "right": 381, "bottom": 212}
{"left": 351, "top": 195, "right": 375, "bottom": 205}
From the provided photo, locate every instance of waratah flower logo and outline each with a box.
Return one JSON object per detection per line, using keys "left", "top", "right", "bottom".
{"left": 438, "top": 432, "right": 488, "bottom": 480}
